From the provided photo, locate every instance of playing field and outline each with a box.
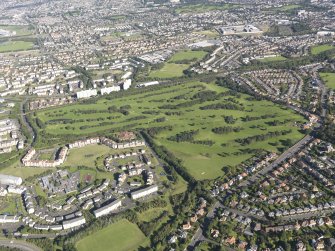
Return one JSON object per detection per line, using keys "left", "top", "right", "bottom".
{"left": 65, "top": 144, "right": 111, "bottom": 167}
{"left": 0, "top": 41, "right": 34, "bottom": 53}
{"left": 194, "top": 30, "right": 219, "bottom": 38}
{"left": 274, "top": 4, "right": 301, "bottom": 11}
{"left": 320, "top": 72, "right": 335, "bottom": 89}
{"left": 75, "top": 219, "right": 147, "bottom": 251}
{"left": 149, "top": 63, "right": 188, "bottom": 78}
{"left": 257, "top": 56, "right": 287, "bottom": 62}
{"left": 0, "top": 25, "right": 33, "bottom": 37}
{"left": 35, "top": 81, "right": 306, "bottom": 180}
{"left": 1, "top": 165, "right": 51, "bottom": 179}
{"left": 311, "top": 44, "right": 334, "bottom": 55}
{"left": 168, "top": 50, "right": 207, "bottom": 63}
{"left": 148, "top": 50, "right": 207, "bottom": 79}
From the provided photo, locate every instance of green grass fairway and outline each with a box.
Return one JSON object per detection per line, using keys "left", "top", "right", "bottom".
{"left": 168, "top": 50, "right": 207, "bottom": 63}
{"left": 149, "top": 63, "right": 188, "bottom": 78}
{"left": 257, "top": 56, "right": 287, "bottom": 62}
{"left": 76, "top": 219, "right": 147, "bottom": 251}
{"left": 35, "top": 81, "right": 306, "bottom": 180}
{"left": 311, "top": 44, "right": 334, "bottom": 55}
{"left": 0, "top": 41, "right": 33, "bottom": 53}
{"left": 320, "top": 73, "right": 335, "bottom": 89}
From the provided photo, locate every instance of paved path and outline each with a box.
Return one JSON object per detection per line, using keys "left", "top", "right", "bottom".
{"left": 0, "top": 239, "right": 42, "bottom": 251}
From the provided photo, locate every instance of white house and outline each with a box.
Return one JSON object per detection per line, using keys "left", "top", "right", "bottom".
{"left": 93, "top": 199, "right": 122, "bottom": 218}
{"left": 62, "top": 216, "right": 86, "bottom": 230}
{"left": 76, "top": 89, "right": 97, "bottom": 99}
{"left": 131, "top": 185, "right": 158, "bottom": 200}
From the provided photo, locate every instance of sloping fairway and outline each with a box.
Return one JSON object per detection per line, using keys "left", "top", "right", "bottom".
{"left": 311, "top": 44, "right": 334, "bottom": 55}
{"left": 320, "top": 72, "right": 335, "bottom": 89}
{"left": 75, "top": 219, "right": 147, "bottom": 251}
{"left": 36, "top": 81, "right": 306, "bottom": 180}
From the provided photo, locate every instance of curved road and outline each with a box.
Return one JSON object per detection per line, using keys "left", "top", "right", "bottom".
{"left": 0, "top": 239, "right": 42, "bottom": 251}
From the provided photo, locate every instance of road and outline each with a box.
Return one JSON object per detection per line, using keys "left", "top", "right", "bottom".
{"left": 185, "top": 201, "right": 221, "bottom": 250}
{"left": 0, "top": 239, "right": 42, "bottom": 251}
{"left": 239, "top": 134, "right": 313, "bottom": 187}
{"left": 317, "top": 75, "right": 328, "bottom": 118}
{"left": 279, "top": 208, "right": 335, "bottom": 223}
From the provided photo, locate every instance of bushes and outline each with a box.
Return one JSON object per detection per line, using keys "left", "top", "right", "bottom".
{"left": 27, "top": 238, "right": 53, "bottom": 251}
{"left": 192, "top": 140, "right": 215, "bottom": 146}
{"left": 138, "top": 211, "right": 169, "bottom": 236}
{"left": 168, "top": 130, "right": 199, "bottom": 142}
{"left": 146, "top": 126, "right": 173, "bottom": 137}
{"left": 236, "top": 129, "right": 292, "bottom": 145}
{"left": 136, "top": 198, "right": 168, "bottom": 213}
{"left": 200, "top": 102, "right": 244, "bottom": 111}
{"left": 212, "top": 126, "right": 243, "bottom": 134}
{"left": 192, "top": 90, "right": 217, "bottom": 100}
{"left": 242, "top": 114, "right": 276, "bottom": 122}
{"left": 224, "top": 115, "right": 236, "bottom": 124}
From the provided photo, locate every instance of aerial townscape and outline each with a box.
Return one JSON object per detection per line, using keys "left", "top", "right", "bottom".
{"left": 0, "top": 0, "right": 334, "bottom": 250}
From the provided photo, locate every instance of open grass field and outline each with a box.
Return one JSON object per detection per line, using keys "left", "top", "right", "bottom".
{"left": 75, "top": 219, "right": 147, "bottom": 251}
{"left": 65, "top": 144, "right": 111, "bottom": 167}
{"left": 257, "top": 55, "right": 287, "bottom": 62}
{"left": 320, "top": 73, "right": 335, "bottom": 89}
{"left": 0, "top": 196, "right": 24, "bottom": 215}
{"left": 0, "top": 25, "right": 33, "bottom": 37}
{"left": 35, "top": 81, "right": 306, "bottom": 180}
{"left": 194, "top": 30, "right": 219, "bottom": 38}
{"left": 311, "top": 44, "right": 334, "bottom": 55}
{"left": 168, "top": 50, "right": 207, "bottom": 63}
{"left": 0, "top": 41, "right": 34, "bottom": 53}
{"left": 149, "top": 63, "right": 188, "bottom": 78}
{"left": 1, "top": 165, "right": 51, "bottom": 179}
{"left": 149, "top": 50, "right": 207, "bottom": 78}
{"left": 274, "top": 4, "right": 301, "bottom": 11}
{"left": 38, "top": 151, "right": 55, "bottom": 160}
{"left": 175, "top": 4, "right": 241, "bottom": 14}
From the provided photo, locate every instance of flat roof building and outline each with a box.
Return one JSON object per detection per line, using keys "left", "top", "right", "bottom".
{"left": 0, "top": 174, "right": 22, "bottom": 186}
{"left": 131, "top": 185, "right": 158, "bottom": 200}
{"left": 62, "top": 216, "right": 86, "bottom": 230}
{"left": 93, "top": 199, "right": 122, "bottom": 218}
